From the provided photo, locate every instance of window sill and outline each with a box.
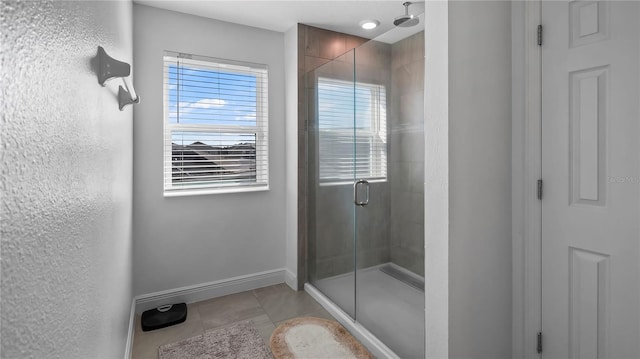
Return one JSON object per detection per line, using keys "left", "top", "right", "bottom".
{"left": 163, "top": 185, "right": 269, "bottom": 197}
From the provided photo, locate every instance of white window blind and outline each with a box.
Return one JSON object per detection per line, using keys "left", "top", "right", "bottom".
{"left": 317, "top": 77, "right": 387, "bottom": 183}
{"left": 163, "top": 51, "right": 269, "bottom": 195}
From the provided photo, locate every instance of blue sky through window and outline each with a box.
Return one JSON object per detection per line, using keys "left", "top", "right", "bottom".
{"left": 168, "top": 64, "right": 258, "bottom": 146}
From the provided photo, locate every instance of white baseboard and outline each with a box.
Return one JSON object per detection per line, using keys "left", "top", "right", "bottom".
{"left": 305, "top": 283, "right": 399, "bottom": 359}
{"left": 134, "top": 268, "right": 286, "bottom": 314}
{"left": 124, "top": 297, "right": 136, "bottom": 359}
{"left": 284, "top": 269, "right": 297, "bottom": 291}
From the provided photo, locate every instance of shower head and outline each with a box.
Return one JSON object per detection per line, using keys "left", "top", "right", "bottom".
{"left": 393, "top": 2, "right": 420, "bottom": 27}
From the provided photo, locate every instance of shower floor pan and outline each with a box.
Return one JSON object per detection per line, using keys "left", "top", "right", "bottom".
{"left": 309, "top": 263, "right": 425, "bottom": 359}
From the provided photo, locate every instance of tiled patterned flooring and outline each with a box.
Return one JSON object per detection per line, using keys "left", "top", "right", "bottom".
{"left": 131, "top": 284, "right": 334, "bottom": 359}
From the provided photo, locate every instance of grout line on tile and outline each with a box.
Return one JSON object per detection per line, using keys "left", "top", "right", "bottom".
{"left": 254, "top": 295, "right": 278, "bottom": 326}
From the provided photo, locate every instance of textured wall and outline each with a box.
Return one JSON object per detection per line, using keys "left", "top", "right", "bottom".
{"left": 389, "top": 31, "right": 425, "bottom": 276}
{"left": 132, "top": 5, "right": 286, "bottom": 296}
{"left": 1, "top": 1, "right": 133, "bottom": 358}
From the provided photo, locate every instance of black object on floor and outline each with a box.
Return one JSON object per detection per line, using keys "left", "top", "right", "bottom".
{"left": 141, "top": 303, "right": 188, "bottom": 331}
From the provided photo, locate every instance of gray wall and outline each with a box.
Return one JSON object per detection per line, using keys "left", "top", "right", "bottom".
{"left": 132, "top": 5, "right": 286, "bottom": 296}
{"left": 389, "top": 31, "right": 425, "bottom": 276}
{"left": 510, "top": 2, "right": 527, "bottom": 355}
{"left": 448, "top": 1, "right": 512, "bottom": 358}
{"left": 1, "top": 1, "right": 133, "bottom": 357}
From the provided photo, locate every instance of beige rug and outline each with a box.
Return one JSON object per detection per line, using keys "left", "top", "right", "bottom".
{"left": 270, "top": 317, "right": 374, "bottom": 359}
{"left": 158, "top": 320, "right": 272, "bottom": 359}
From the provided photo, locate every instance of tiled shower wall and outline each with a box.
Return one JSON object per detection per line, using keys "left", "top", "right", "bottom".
{"left": 299, "top": 26, "right": 425, "bottom": 281}
{"left": 300, "top": 25, "right": 394, "bottom": 281}
{"left": 389, "top": 31, "right": 425, "bottom": 276}
{"left": 297, "top": 25, "right": 368, "bottom": 285}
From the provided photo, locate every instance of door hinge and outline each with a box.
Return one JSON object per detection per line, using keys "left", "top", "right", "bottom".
{"left": 537, "top": 179, "right": 543, "bottom": 200}
{"left": 537, "top": 332, "right": 543, "bottom": 353}
{"left": 537, "top": 25, "right": 543, "bottom": 46}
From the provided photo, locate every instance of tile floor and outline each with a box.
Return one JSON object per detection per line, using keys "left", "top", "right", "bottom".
{"left": 132, "top": 284, "right": 334, "bottom": 359}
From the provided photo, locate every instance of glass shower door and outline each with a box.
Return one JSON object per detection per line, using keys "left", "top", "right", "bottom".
{"left": 354, "top": 31, "right": 426, "bottom": 359}
{"left": 306, "top": 49, "right": 357, "bottom": 318}
{"left": 306, "top": 29, "right": 425, "bottom": 358}
{"left": 304, "top": 20, "right": 426, "bottom": 358}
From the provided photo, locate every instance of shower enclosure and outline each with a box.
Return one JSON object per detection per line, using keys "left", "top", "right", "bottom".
{"left": 304, "top": 22, "right": 425, "bottom": 358}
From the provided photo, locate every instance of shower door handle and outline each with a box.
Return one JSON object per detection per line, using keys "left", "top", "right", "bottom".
{"left": 353, "top": 179, "right": 370, "bottom": 206}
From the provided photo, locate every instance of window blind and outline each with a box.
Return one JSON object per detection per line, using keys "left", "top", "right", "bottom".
{"left": 317, "top": 77, "right": 387, "bottom": 183}
{"left": 163, "top": 51, "right": 269, "bottom": 195}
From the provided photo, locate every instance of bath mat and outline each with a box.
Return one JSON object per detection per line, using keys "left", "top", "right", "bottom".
{"left": 270, "top": 317, "right": 374, "bottom": 359}
{"left": 158, "top": 320, "right": 272, "bottom": 359}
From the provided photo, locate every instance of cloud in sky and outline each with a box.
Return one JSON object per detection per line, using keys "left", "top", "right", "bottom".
{"left": 182, "top": 98, "right": 227, "bottom": 110}
{"left": 235, "top": 115, "right": 256, "bottom": 122}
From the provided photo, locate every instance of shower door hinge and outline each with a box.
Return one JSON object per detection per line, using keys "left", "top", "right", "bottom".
{"left": 537, "top": 25, "right": 543, "bottom": 46}
{"left": 537, "top": 332, "right": 543, "bottom": 353}
{"left": 537, "top": 179, "right": 543, "bottom": 200}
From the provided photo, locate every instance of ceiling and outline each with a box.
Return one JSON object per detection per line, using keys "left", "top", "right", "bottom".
{"left": 134, "top": 0, "right": 426, "bottom": 41}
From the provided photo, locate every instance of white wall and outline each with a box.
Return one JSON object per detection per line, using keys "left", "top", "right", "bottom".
{"left": 132, "top": 5, "right": 286, "bottom": 296}
{"left": 424, "top": 1, "right": 450, "bottom": 357}
{"left": 447, "top": 1, "right": 513, "bottom": 358}
{"left": 511, "top": 1, "right": 527, "bottom": 356}
{"left": 0, "top": 1, "right": 133, "bottom": 358}
{"left": 284, "top": 25, "right": 299, "bottom": 290}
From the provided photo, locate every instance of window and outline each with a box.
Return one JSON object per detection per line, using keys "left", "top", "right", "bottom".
{"left": 317, "top": 77, "right": 387, "bottom": 184}
{"left": 163, "top": 51, "right": 268, "bottom": 196}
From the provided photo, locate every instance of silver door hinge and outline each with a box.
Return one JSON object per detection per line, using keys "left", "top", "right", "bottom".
{"left": 537, "top": 332, "right": 543, "bottom": 353}
{"left": 537, "top": 179, "right": 543, "bottom": 200}
{"left": 537, "top": 25, "right": 543, "bottom": 46}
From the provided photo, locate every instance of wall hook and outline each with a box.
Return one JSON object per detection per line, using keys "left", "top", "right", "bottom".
{"left": 97, "top": 46, "right": 140, "bottom": 110}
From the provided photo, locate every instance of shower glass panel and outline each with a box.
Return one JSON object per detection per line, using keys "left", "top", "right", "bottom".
{"left": 355, "top": 30, "right": 425, "bottom": 359}
{"left": 306, "top": 20, "right": 425, "bottom": 358}
{"left": 306, "top": 49, "right": 357, "bottom": 318}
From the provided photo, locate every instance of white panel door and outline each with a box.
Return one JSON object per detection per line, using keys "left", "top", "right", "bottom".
{"left": 542, "top": 1, "right": 640, "bottom": 358}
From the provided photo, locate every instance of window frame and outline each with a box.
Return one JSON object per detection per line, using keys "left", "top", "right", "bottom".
{"left": 162, "top": 52, "right": 269, "bottom": 197}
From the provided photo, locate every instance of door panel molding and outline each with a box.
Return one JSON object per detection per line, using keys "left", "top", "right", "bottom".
{"left": 569, "top": 65, "right": 608, "bottom": 206}
{"left": 569, "top": 0, "right": 609, "bottom": 48}
{"left": 568, "top": 247, "right": 610, "bottom": 359}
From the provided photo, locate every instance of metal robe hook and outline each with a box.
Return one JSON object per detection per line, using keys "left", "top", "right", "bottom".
{"left": 97, "top": 46, "right": 140, "bottom": 111}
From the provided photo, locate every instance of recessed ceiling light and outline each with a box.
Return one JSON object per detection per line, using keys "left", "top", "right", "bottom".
{"left": 359, "top": 20, "right": 379, "bottom": 30}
